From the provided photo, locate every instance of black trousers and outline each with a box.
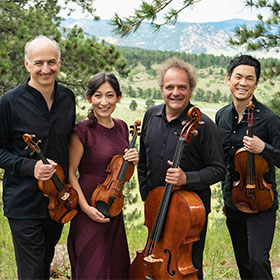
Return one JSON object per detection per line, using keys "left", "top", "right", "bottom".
{"left": 225, "top": 205, "right": 276, "bottom": 280}
{"left": 192, "top": 213, "right": 209, "bottom": 280}
{"left": 8, "top": 218, "right": 63, "bottom": 280}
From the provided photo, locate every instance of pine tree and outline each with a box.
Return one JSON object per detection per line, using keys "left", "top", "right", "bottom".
{"left": 0, "top": 0, "right": 128, "bottom": 97}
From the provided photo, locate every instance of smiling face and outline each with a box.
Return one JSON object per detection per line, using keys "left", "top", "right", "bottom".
{"left": 24, "top": 38, "right": 61, "bottom": 91}
{"left": 227, "top": 64, "right": 258, "bottom": 103}
{"left": 161, "top": 67, "right": 191, "bottom": 120}
{"left": 87, "top": 81, "right": 121, "bottom": 122}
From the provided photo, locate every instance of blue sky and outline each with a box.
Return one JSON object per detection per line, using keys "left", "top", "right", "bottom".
{"left": 61, "top": 0, "right": 263, "bottom": 22}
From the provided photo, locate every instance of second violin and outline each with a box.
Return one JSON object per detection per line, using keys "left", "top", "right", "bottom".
{"left": 91, "top": 120, "right": 141, "bottom": 218}
{"left": 232, "top": 101, "right": 273, "bottom": 213}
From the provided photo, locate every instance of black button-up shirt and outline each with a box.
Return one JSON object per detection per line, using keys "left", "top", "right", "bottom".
{"left": 138, "top": 103, "right": 225, "bottom": 213}
{"left": 0, "top": 80, "right": 75, "bottom": 218}
{"left": 215, "top": 96, "right": 280, "bottom": 210}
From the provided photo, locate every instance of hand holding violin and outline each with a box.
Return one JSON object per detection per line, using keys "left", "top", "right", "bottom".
{"left": 34, "top": 159, "right": 57, "bottom": 181}
{"left": 83, "top": 204, "right": 110, "bottom": 223}
{"left": 123, "top": 148, "right": 139, "bottom": 165}
{"left": 243, "top": 135, "right": 265, "bottom": 154}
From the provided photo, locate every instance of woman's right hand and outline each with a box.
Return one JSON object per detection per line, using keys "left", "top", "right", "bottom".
{"left": 84, "top": 205, "right": 110, "bottom": 223}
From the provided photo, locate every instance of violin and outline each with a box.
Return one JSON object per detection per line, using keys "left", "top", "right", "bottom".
{"left": 91, "top": 120, "right": 141, "bottom": 218}
{"left": 232, "top": 101, "right": 273, "bottom": 213}
{"left": 129, "top": 107, "right": 206, "bottom": 280}
{"left": 23, "top": 133, "right": 78, "bottom": 223}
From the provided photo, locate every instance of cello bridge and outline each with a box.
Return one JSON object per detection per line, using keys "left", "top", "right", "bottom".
{"left": 143, "top": 254, "right": 163, "bottom": 263}
{"left": 61, "top": 192, "right": 70, "bottom": 201}
{"left": 246, "top": 184, "right": 256, "bottom": 189}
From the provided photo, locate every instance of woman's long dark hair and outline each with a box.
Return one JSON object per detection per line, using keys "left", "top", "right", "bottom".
{"left": 86, "top": 72, "right": 122, "bottom": 127}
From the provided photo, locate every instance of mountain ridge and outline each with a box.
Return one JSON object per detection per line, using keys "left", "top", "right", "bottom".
{"left": 61, "top": 18, "right": 277, "bottom": 58}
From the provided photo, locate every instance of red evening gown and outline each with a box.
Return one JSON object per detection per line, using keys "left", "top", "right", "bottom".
{"left": 68, "top": 118, "right": 130, "bottom": 279}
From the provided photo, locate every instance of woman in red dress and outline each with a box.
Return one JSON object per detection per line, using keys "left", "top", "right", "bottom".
{"left": 67, "top": 72, "right": 138, "bottom": 279}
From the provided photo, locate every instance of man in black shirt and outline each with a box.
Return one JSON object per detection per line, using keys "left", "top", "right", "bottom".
{"left": 0, "top": 35, "right": 76, "bottom": 279}
{"left": 216, "top": 54, "right": 280, "bottom": 279}
{"left": 138, "top": 58, "right": 225, "bottom": 279}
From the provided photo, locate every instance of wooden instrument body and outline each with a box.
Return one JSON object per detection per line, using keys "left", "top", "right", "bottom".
{"left": 233, "top": 147, "right": 273, "bottom": 213}
{"left": 38, "top": 164, "right": 78, "bottom": 223}
{"left": 91, "top": 154, "right": 134, "bottom": 217}
{"left": 129, "top": 187, "right": 206, "bottom": 279}
{"left": 23, "top": 133, "right": 78, "bottom": 224}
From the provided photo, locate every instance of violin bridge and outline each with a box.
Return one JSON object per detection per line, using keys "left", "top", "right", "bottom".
{"left": 246, "top": 184, "right": 256, "bottom": 189}
{"left": 143, "top": 254, "right": 163, "bottom": 263}
{"left": 61, "top": 192, "right": 70, "bottom": 201}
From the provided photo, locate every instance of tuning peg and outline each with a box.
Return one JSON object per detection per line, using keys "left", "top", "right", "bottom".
{"left": 192, "top": 130, "right": 199, "bottom": 137}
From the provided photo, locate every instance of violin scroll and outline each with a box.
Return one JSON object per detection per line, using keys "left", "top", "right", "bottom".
{"left": 23, "top": 134, "right": 42, "bottom": 157}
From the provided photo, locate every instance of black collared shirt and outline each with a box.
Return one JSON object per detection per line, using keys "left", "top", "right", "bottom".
{"left": 0, "top": 80, "right": 75, "bottom": 218}
{"left": 215, "top": 96, "right": 280, "bottom": 210}
{"left": 138, "top": 103, "right": 225, "bottom": 213}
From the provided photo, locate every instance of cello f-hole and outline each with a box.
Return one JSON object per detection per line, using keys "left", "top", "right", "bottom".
{"left": 164, "top": 249, "right": 176, "bottom": 276}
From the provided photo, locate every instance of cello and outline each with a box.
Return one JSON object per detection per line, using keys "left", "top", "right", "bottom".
{"left": 91, "top": 120, "right": 141, "bottom": 218}
{"left": 23, "top": 133, "right": 78, "bottom": 223}
{"left": 232, "top": 101, "right": 274, "bottom": 213}
{"left": 129, "top": 107, "right": 206, "bottom": 280}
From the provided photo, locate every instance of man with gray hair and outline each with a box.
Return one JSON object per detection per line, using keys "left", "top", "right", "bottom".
{"left": 0, "top": 35, "right": 75, "bottom": 279}
{"left": 137, "top": 57, "right": 225, "bottom": 279}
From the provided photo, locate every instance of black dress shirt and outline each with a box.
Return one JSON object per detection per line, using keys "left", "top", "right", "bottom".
{"left": 0, "top": 79, "right": 75, "bottom": 218}
{"left": 215, "top": 96, "right": 280, "bottom": 210}
{"left": 138, "top": 103, "right": 225, "bottom": 213}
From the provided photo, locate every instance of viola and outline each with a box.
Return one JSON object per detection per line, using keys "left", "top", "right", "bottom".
{"left": 91, "top": 120, "right": 141, "bottom": 218}
{"left": 232, "top": 101, "right": 273, "bottom": 213}
{"left": 23, "top": 133, "right": 78, "bottom": 223}
{"left": 129, "top": 107, "right": 206, "bottom": 280}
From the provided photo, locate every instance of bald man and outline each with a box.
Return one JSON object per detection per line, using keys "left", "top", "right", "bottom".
{"left": 0, "top": 35, "right": 76, "bottom": 279}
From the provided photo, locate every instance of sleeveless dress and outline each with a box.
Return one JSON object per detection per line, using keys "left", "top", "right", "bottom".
{"left": 67, "top": 118, "right": 130, "bottom": 279}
